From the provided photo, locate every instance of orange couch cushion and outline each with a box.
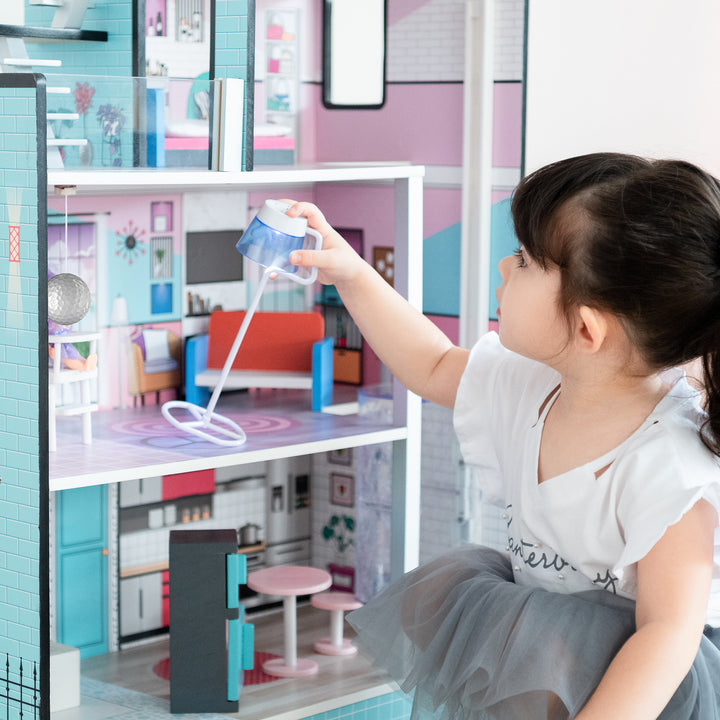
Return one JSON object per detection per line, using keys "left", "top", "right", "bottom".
{"left": 206, "top": 311, "right": 325, "bottom": 373}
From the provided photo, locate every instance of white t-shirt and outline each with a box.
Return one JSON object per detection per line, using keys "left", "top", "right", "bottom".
{"left": 453, "top": 332, "right": 720, "bottom": 625}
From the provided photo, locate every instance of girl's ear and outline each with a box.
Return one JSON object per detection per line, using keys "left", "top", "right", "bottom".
{"left": 576, "top": 305, "right": 608, "bottom": 353}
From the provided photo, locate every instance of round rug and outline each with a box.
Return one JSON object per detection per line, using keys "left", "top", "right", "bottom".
{"left": 153, "top": 651, "right": 282, "bottom": 686}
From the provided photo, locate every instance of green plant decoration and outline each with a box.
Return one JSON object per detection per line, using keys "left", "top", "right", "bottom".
{"left": 322, "top": 514, "right": 354, "bottom": 553}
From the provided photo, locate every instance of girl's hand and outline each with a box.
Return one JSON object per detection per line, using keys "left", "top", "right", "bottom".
{"left": 281, "top": 200, "right": 366, "bottom": 286}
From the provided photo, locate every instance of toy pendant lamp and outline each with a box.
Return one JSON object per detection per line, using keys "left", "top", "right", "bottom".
{"left": 49, "top": 188, "right": 92, "bottom": 326}
{"left": 162, "top": 201, "right": 322, "bottom": 446}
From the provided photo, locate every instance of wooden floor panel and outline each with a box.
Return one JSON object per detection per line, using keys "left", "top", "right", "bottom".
{"left": 76, "top": 604, "right": 395, "bottom": 720}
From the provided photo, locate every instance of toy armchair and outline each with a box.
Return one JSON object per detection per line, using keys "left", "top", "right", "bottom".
{"left": 128, "top": 328, "right": 182, "bottom": 405}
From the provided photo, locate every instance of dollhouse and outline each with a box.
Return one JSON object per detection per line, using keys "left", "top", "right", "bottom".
{"left": 0, "top": 2, "right": 428, "bottom": 719}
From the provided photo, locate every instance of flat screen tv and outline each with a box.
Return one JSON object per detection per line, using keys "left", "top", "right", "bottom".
{"left": 186, "top": 229, "right": 244, "bottom": 284}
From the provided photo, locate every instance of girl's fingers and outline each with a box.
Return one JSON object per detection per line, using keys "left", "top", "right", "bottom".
{"left": 290, "top": 249, "right": 326, "bottom": 268}
{"left": 282, "top": 200, "right": 329, "bottom": 229}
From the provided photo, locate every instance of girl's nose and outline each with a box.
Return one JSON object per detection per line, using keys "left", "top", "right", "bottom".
{"left": 498, "top": 254, "right": 512, "bottom": 281}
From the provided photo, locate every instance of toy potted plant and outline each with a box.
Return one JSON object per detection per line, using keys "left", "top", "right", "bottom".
{"left": 96, "top": 103, "right": 126, "bottom": 167}
{"left": 74, "top": 81, "right": 95, "bottom": 166}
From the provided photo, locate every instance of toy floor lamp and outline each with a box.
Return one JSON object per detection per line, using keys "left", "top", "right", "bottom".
{"left": 162, "top": 201, "right": 322, "bottom": 447}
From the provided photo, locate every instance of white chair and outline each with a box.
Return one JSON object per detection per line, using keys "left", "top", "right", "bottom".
{"left": 48, "top": 332, "right": 99, "bottom": 452}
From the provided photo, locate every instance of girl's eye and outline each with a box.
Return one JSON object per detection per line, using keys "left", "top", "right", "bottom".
{"left": 514, "top": 247, "right": 528, "bottom": 268}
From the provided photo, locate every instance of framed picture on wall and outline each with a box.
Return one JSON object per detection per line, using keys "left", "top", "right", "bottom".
{"left": 151, "top": 236, "right": 173, "bottom": 279}
{"left": 327, "top": 447, "right": 353, "bottom": 466}
{"left": 331, "top": 474, "right": 354, "bottom": 507}
{"left": 151, "top": 201, "right": 173, "bottom": 232}
{"left": 373, "top": 246, "right": 394, "bottom": 286}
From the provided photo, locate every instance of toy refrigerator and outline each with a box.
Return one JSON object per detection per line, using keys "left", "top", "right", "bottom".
{"left": 169, "top": 529, "right": 254, "bottom": 713}
{"left": 265, "top": 457, "right": 311, "bottom": 566}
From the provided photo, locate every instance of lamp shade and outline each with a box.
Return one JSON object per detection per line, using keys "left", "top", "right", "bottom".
{"left": 110, "top": 295, "right": 128, "bottom": 325}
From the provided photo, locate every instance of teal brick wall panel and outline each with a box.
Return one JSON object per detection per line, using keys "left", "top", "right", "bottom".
{"left": 214, "top": 0, "right": 255, "bottom": 169}
{"left": 0, "top": 79, "right": 45, "bottom": 719}
{"left": 300, "top": 692, "right": 412, "bottom": 720}
{"left": 24, "top": 0, "right": 133, "bottom": 77}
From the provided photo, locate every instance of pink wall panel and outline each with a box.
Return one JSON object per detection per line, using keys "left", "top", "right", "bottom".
{"left": 48, "top": 194, "right": 183, "bottom": 254}
{"left": 313, "top": 184, "right": 461, "bottom": 250}
{"left": 314, "top": 83, "right": 464, "bottom": 166}
{"left": 312, "top": 81, "right": 521, "bottom": 170}
{"left": 428, "top": 314, "right": 460, "bottom": 344}
{"left": 424, "top": 187, "right": 462, "bottom": 238}
{"left": 492, "top": 188, "right": 513, "bottom": 203}
{"left": 493, "top": 82, "right": 523, "bottom": 167}
{"left": 388, "top": 0, "right": 433, "bottom": 26}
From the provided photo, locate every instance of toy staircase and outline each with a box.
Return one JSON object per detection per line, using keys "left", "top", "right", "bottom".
{"left": 0, "top": 0, "right": 99, "bottom": 169}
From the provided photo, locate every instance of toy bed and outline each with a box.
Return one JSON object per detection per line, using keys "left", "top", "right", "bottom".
{"left": 159, "top": 75, "right": 295, "bottom": 166}
{"left": 164, "top": 119, "right": 294, "bottom": 167}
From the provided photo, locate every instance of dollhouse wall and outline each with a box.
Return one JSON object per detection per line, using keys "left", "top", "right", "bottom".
{"left": 45, "top": 188, "right": 251, "bottom": 409}
{"left": 0, "top": 77, "right": 45, "bottom": 718}
{"left": 25, "top": 1, "right": 134, "bottom": 77}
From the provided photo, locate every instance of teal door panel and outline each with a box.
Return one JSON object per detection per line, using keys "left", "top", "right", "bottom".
{"left": 58, "top": 548, "right": 108, "bottom": 652}
{"left": 58, "top": 485, "right": 106, "bottom": 547}
{"left": 56, "top": 485, "right": 109, "bottom": 658}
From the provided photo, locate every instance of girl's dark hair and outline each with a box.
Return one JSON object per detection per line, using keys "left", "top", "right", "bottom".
{"left": 511, "top": 152, "right": 720, "bottom": 456}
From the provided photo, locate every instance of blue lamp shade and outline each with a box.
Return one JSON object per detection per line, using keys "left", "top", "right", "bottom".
{"left": 151, "top": 283, "right": 173, "bottom": 314}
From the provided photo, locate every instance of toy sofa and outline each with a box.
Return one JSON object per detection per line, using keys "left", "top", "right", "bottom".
{"left": 185, "top": 310, "right": 333, "bottom": 411}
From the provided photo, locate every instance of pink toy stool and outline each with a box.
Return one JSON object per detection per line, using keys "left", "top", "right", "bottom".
{"left": 247, "top": 565, "right": 331, "bottom": 677}
{"left": 311, "top": 591, "right": 363, "bottom": 656}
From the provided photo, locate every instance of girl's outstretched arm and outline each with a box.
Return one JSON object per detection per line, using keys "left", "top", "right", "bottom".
{"left": 575, "top": 499, "right": 717, "bottom": 720}
{"left": 285, "top": 201, "right": 469, "bottom": 408}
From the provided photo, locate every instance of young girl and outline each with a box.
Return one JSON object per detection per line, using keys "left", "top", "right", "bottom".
{"left": 286, "top": 153, "right": 720, "bottom": 719}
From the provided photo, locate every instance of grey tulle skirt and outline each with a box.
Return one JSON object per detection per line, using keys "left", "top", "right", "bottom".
{"left": 346, "top": 545, "right": 720, "bottom": 719}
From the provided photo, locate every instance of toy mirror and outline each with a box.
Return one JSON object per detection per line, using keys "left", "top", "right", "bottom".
{"left": 322, "top": 0, "right": 386, "bottom": 109}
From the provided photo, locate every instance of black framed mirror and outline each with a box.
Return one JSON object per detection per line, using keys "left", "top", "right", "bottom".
{"left": 322, "top": 0, "right": 386, "bottom": 109}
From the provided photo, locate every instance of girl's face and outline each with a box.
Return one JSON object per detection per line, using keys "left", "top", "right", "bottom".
{"left": 495, "top": 246, "right": 568, "bottom": 364}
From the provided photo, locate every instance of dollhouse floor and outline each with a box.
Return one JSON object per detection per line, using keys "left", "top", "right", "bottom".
{"left": 50, "top": 388, "right": 402, "bottom": 490}
{"left": 52, "top": 604, "right": 399, "bottom": 720}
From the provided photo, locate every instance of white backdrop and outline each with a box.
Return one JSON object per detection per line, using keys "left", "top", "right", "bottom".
{"left": 524, "top": 0, "right": 720, "bottom": 177}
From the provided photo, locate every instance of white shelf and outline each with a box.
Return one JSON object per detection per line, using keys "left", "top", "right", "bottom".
{"left": 48, "top": 138, "right": 88, "bottom": 146}
{"left": 47, "top": 162, "right": 425, "bottom": 194}
{"left": 47, "top": 112, "right": 80, "bottom": 121}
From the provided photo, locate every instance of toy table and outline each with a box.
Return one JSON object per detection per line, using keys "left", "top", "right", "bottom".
{"left": 247, "top": 565, "right": 331, "bottom": 677}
